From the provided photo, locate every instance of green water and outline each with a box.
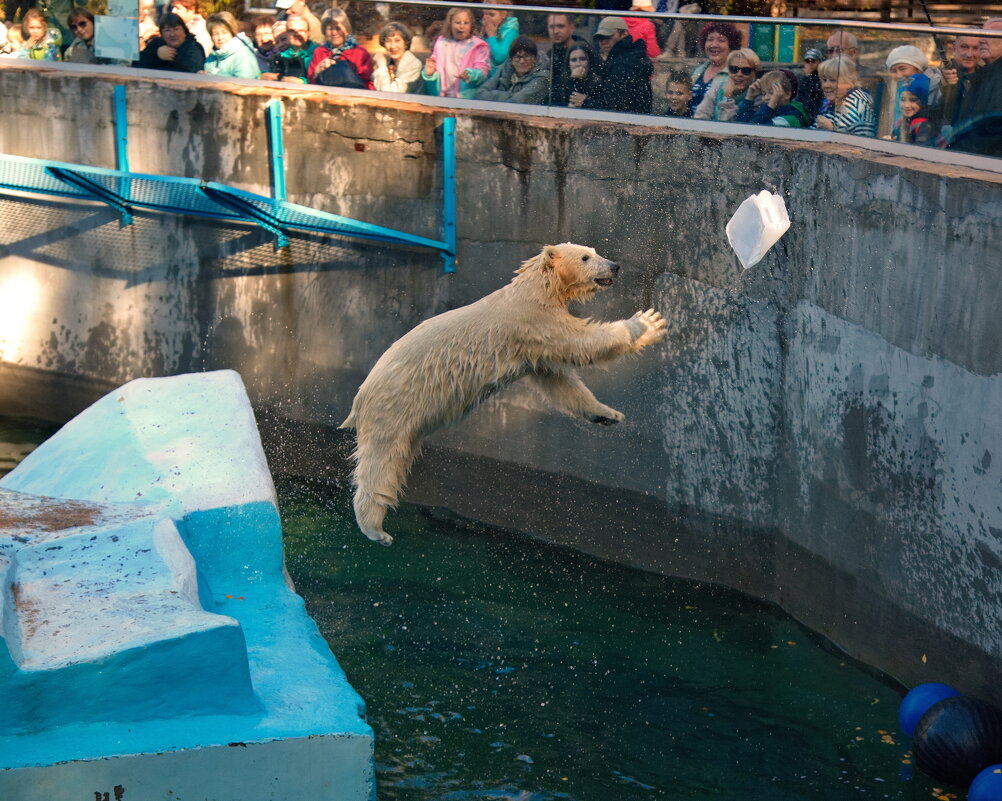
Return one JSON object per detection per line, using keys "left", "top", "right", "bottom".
{"left": 279, "top": 479, "right": 937, "bottom": 801}
{"left": 2, "top": 418, "right": 939, "bottom": 800}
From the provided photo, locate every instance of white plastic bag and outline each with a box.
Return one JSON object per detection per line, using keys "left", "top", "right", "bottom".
{"left": 725, "top": 190, "right": 791, "bottom": 270}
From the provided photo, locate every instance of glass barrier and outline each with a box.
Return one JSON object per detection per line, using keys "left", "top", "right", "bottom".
{"left": 3, "top": 0, "right": 999, "bottom": 159}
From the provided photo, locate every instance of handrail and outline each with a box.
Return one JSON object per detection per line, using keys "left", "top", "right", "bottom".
{"left": 356, "top": 0, "right": 1002, "bottom": 37}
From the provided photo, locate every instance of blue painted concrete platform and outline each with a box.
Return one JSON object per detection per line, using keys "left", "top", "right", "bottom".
{"left": 0, "top": 371, "right": 373, "bottom": 800}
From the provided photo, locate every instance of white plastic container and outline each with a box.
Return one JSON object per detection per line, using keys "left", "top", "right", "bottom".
{"left": 725, "top": 190, "right": 791, "bottom": 270}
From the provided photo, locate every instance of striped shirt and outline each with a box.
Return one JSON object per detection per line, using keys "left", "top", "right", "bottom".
{"left": 816, "top": 88, "right": 877, "bottom": 138}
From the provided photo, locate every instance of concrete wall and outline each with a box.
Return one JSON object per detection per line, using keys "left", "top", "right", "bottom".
{"left": 2, "top": 61, "right": 1002, "bottom": 702}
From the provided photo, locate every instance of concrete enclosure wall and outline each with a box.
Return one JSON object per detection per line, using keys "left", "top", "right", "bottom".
{"left": 1, "top": 62, "right": 1001, "bottom": 702}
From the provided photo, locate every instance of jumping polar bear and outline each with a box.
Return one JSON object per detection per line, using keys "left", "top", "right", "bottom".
{"left": 340, "top": 243, "right": 667, "bottom": 544}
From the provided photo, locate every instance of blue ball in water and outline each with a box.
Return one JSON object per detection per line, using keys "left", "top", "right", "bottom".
{"left": 899, "top": 682, "right": 960, "bottom": 736}
{"left": 913, "top": 696, "right": 1002, "bottom": 787}
{"left": 970, "top": 764, "right": 1002, "bottom": 801}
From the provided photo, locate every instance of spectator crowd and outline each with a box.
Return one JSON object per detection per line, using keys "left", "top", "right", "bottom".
{"left": 1, "top": 0, "right": 999, "bottom": 157}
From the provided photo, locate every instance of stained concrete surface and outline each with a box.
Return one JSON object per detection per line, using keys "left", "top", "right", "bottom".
{"left": 1, "top": 62, "right": 1000, "bottom": 702}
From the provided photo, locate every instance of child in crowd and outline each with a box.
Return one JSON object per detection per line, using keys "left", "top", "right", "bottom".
{"left": 663, "top": 70, "right": 693, "bottom": 117}
{"left": 422, "top": 7, "right": 489, "bottom": 98}
{"left": 893, "top": 73, "right": 934, "bottom": 144}
{"left": 17, "top": 9, "right": 60, "bottom": 60}
{"left": 1, "top": 22, "right": 23, "bottom": 57}
{"left": 885, "top": 44, "right": 941, "bottom": 111}
{"left": 737, "top": 69, "right": 811, "bottom": 127}
{"left": 481, "top": 0, "right": 518, "bottom": 76}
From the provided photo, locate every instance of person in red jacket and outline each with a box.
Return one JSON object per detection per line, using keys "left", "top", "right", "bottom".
{"left": 625, "top": 0, "right": 660, "bottom": 60}
{"left": 308, "top": 8, "right": 374, "bottom": 89}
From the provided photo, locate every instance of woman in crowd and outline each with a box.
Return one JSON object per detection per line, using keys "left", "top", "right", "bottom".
{"left": 693, "top": 47, "right": 760, "bottom": 122}
{"left": 203, "top": 11, "right": 259, "bottom": 78}
{"left": 566, "top": 42, "right": 602, "bottom": 109}
{"left": 475, "top": 35, "right": 548, "bottom": 104}
{"left": 372, "top": 21, "right": 422, "bottom": 93}
{"left": 63, "top": 8, "right": 97, "bottom": 63}
{"left": 164, "top": 0, "right": 211, "bottom": 55}
{"left": 308, "top": 8, "right": 374, "bottom": 89}
{"left": 17, "top": 9, "right": 60, "bottom": 61}
{"left": 481, "top": 0, "right": 518, "bottom": 76}
{"left": 689, "top": 21, "right": 740, "bottom": 114}
{"left": 249, "top": 14, "right": 277, "bottom": 72}
{"left": 813, "top": 56, "right": 876, "bottom": 137}
{"left": 422, "top": 7, "right": 489, "bottom": 98}
{"left": 138, "top": 12, "right": 205, "bottom": 72}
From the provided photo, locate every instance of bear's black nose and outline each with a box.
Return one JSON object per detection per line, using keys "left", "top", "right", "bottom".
{"left": 609, "top": 262, "right": 620, "bottom": 275}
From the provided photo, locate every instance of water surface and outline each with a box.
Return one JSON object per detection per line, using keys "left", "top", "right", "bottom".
{"left": 279, "top": 478, "right": 936, "bottom": 801}
{"left": 2, "top": 417, "right": 937, "bottom": 800}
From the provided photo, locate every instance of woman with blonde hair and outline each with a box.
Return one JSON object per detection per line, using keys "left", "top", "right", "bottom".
{"left": 693, "top": 47, "right": 760, "bottom": 122}
{"left": 813, "top": 56, "right": 876, "bottom": 137}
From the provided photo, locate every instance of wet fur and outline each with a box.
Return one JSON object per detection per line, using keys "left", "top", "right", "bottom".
{"left": 340, "top": 243, "right": 667, "bottom": 544}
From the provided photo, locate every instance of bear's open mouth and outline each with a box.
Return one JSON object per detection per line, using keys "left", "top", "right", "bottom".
{"left": 594, "top": 277, "right": 614, "bottom": 287}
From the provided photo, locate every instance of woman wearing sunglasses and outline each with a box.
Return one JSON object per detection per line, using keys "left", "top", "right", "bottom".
{"left": 63, "top": 8, "right": 96, "bottom": 62}
{"left": 693, "top": 47, "right": 760, "bottom": 122}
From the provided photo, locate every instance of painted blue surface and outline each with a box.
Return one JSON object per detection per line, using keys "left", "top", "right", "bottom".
{"left": 0, "top": 371, "right": 373, "bottom": 797}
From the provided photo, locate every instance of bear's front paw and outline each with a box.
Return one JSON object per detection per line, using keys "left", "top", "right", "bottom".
{"left": 633, "top": 308, "right": 667, "bottom": 349}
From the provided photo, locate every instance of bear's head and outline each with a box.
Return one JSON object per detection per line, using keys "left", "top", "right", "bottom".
{"left": 516, "top": 243, "right": 620, "bottom": 303}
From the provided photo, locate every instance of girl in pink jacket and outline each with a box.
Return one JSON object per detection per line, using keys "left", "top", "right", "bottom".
{"left": 422, "top": 7, "right": 490, "bottom": 98}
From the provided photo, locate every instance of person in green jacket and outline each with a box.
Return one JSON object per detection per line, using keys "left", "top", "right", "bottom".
{"left": 481, "top": 0, "right": 518, "bottom": 76}
{"left": 736, "top": 69, "right": 811, "bottom": 128}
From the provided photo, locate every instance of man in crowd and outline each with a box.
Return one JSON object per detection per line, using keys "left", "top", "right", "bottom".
{"left": 260, "top": 14, "right": 316, "bottom": 83}
{"left": 826, "top": 30, "right": 873, "bottom": 76}
{"left": 274, "top": 0, "right": 323, "bottom": 44}
{"left": 589, "top": 16, "right": 652, "bottom": 114}
{"left": 980, "top": 21, "right": 1001, "bottom": 66}
{"left": 939, "top": 32, "right": 984, "bottom": 129}
{"left": 546, "top": 13, "right": 585, "bottom": 106}
{"left": 951, "top": 18, "right": 1002, "bottom": 156}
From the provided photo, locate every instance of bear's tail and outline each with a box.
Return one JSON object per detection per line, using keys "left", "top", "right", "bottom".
{"left": 339, "top": 410, "right": 355, "bottom": 430}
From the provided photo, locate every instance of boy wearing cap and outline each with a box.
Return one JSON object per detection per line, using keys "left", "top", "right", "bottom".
{"left": 795, "top": 47, "right": 825, "bottom": 118}
{"left": 589, "top": 16, "right": 653, "bottom": 114}
{"left": 893, "top": 73, "right": 933, "bottom": 144}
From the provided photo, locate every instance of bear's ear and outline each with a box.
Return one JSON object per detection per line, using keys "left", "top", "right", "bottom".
{"left": 541, "top": 245, "right": 560, "bottom": 270}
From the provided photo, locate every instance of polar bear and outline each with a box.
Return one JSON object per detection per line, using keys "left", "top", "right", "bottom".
{"left": 340, "top": 243, "right": 667, "bottom": 544}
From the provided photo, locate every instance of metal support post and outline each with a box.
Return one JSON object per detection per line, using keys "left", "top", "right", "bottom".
{"left": 266, "top": 100, "right": 287, "bottom": 203}
{"left": 441, "top": 117, "right": 457, "bottom": 274}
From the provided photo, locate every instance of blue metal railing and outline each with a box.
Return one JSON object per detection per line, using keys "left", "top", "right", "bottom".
{"left": 0, "top": 86, "right": 458, "bottom": 271}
